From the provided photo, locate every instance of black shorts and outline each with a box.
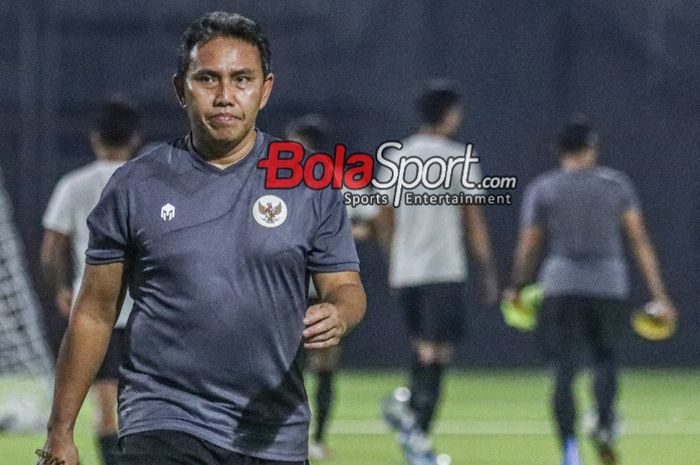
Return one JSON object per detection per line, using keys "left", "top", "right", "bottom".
{"left": 119, "top": 430, "right": 309, "bottom": 465}
{"left": 537, "top": 295, "right": 626, "bottom": 365}
{"left": 397, "top": 282, "right": 466, "bottom": 343}
{"left": 96, "top": 328, "right": 126, "bottom": 381}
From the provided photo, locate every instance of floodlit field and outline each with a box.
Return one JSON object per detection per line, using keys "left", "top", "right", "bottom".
{"left": 1, "top": 370, "right": 698, "bottom": 465}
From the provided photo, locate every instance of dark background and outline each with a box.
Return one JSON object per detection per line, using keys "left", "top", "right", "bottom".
{"left": 1, "top": 0, "right": 698, "bottom": 367}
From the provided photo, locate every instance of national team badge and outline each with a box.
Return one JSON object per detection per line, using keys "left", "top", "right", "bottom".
{"left": 253, "top": 195, "right": 287, "bottom": 228}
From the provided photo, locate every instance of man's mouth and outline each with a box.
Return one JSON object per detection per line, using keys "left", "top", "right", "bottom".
{"left": 209, "top": 113, "right": 241, "bottom": 125}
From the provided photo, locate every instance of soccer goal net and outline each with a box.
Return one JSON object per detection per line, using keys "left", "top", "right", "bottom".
{"left": 0, "top": 166, "right": 53, "bottom": 433}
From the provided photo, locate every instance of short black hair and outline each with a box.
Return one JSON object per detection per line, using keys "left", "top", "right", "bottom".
{"left": 416, "top": 80, "right": 461, "bottom": 125}
{"left": 94, "top": 96, "right": 141, "bottom": 147}
{"left": 557, "top": 121, "right": 599, "bottom": 154}
{"left": 285, "top": 114, "right": 332, "bottom": 150}
{"left": 177, "top": 11, "right": 271, "bottom": 77}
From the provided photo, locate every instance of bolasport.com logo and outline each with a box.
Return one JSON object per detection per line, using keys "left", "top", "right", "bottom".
{"left": 256, "top": 141, "right": 517, "bottom": 207}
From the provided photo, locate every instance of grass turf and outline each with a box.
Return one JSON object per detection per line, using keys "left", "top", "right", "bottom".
{"left": 1, "top": 369, "right": 698, "bottom": 465}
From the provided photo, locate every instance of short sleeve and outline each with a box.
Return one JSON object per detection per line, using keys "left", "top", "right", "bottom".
{"left": 618, "top": 174, "right": 641, "bottom": 212}
{"left": 307, "top": 188, "right": 360, "bottom": 273}
{"left": 85, "top": 174, "right": 130, "bottom": 265}
{"left": 520, "top": 180, "right": 546, "bottom": 228}
{"left": 43, "top": 177, "right": 74, "bottom": 234}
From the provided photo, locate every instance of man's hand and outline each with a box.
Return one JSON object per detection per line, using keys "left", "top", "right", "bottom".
{"left": 501, "top": 287, "right": 520, "bottom": 306}
{"left": 37, "top": 433, "right": 78, "bottom": 465}
{"left": 55, "top": 288, "right": 73, "bottom": 318}
{"left": 653, "top": 295, "right": 678, "bottom": 323}
{"left": 303, "top": 303, "right": 348, "bottom": 350}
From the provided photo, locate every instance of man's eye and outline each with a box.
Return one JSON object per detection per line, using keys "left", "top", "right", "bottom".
{"left": 235, "top": 76, "right": 251, "bottom": 84}
{"left": 198, "top": 75, "right": 217, "bottom": 84}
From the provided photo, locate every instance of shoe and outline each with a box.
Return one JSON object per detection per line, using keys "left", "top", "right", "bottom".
{"left": 583, "top": 410, "right": 620, "bottom": 465}
{"left": 562, "top": 437, "right": 583, "bottom": 465}
{"left": 402, "top": 430, "right": 451, "bottom": 465}
{"left": 308, "top": 440, "right": 330, "bottom": 460}
{"left": 591, "top": 428, "right": 617, "bottom": 465}
{"left": 382, "top": 387, "right": 416, "bottom": 432}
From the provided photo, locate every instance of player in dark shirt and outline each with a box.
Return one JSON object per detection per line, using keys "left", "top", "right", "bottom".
{"left": 38, "top": 11, "right": 366, "bottom": 465}
{"left": 504, "top": 122, "right": 677, "bottom": 465}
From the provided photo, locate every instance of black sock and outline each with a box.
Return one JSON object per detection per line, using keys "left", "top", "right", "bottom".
{"left": 98, "top": 433, "right": 120, "bottom": 465}
{"left": 409, "top": 360, "right": 444, "bottom": 433}
{"left": 594, "top": 356, "right": 617, "bottom": 431}
{"left": 553, "top": 364, "right": 577, "bottom": 448}
{"left": 313, "top": 371, "right": 334, "bottom": 442}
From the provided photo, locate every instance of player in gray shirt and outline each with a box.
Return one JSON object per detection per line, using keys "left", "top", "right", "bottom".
{"left": 505, "top": 122, "right": 676, "bottom": 465}
{"left": 38, "top": 12, "right": 366, "bottom": 465}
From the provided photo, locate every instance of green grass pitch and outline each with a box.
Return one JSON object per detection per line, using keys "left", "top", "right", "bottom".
{"left": 1, "top": 370, "right": 698, "bottom": 464}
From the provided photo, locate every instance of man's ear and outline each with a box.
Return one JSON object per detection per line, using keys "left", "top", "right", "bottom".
{"left": 259, "top": 73, "right": 275, "bottom": 110}
{"left": 173, "top": 73, "right": 186, "bottom": 107}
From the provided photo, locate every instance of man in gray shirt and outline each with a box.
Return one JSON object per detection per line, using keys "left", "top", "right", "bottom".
{"left": 37, "top": 11, "right": 365, "bottom": 465}
{"left": 505, "top": 122, "right": 676, "bottom": 465}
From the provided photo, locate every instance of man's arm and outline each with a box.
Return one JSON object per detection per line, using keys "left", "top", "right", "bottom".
{"left": 374, "top": 206, "right": 394, "bottom": 256}
{"left": 40, "top": 230, "right": 74, "bottom": 317}
{"left": 304, "top": 271, "right": 366, "bottom": 349}
{"left": 462, "top": 205, "right": 499, "bottom": 304}
{"left": 508, "top": 224, "right": 545, "bottom": 291}
{"left": 40, "top": 263, "right": 125, "bottom": 465}
{"left": 622, "top": 210, "right": 677, "bottom": 318}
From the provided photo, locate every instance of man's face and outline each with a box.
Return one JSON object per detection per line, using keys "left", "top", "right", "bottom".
{"left": 175, "top": 36, "right": 273, "bottom": 149}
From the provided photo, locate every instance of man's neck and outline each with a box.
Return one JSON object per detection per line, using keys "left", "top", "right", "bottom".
{"left": 191, "top": 129, "right": 257, "bottom": 169}
{"left": 95, "top": 148, "right": 132, "bottom": 162}
{"left": 561, "top": 153, "right": 596, "bottom": 171}
{"left": 418, "top": 125, "right": 452, "bottom": 139}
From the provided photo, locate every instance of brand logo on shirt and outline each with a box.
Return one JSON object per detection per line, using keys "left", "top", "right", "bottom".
{"left": 161, "top": 203, "right": 175, "bottom": 221}
{"left": 253, "top": 195, "right": 287, "bottom": 228}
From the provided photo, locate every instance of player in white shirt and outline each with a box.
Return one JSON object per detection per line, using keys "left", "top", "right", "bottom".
{"left": 378, "top": 81, "right": 498, "bottom": 465}
{"left": 41, "top": 97, "right": 142, "bottom": 465}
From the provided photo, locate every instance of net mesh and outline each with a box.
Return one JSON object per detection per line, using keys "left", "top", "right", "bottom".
{"left": 0, "top": 166, "right": 53, "bottom": 432}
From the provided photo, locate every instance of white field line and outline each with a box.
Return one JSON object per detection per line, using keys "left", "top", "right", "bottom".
{"left": 329, "top": 420, "right": 700, "bottom": 436}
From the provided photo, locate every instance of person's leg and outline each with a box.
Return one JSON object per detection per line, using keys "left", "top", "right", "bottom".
{"left": 586, "top": 299, "right": 618, "bottom": 431}
{"left": 306, "top": 345, "right": 340, "bottom": 458}
{"left": 313, "top": 370, "right": 333, "bottom": 442}
{"left": 408, "top": 340, "right": 446, "bottom": 434}
{"left": 584, "top": 298, "right": 623, "bottom": 464}
{"left": 539, "top": 296, "right": 581, "bottom": 461}
{"left": 93, "top": 380, "right": 120, "bottom": 465}
{"left": 93, "top": 329, "right": 125, "bottom": 465}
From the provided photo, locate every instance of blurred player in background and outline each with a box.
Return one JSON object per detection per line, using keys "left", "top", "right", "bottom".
{"left": 41, "top": 96, "right": 142, "bottom": 465}
{"left": 38, "top": 11, "right": 365, "bottom": 465}
{"left": 379, "top": 81, "right": 499, "bottom": 465}
{"left": 504, "top": 121, "right": 677, "bottom": 465}
{"left": 286, "top": 115, "right": 379, "bottom": 460}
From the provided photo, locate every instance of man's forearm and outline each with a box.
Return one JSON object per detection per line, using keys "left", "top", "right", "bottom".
{"left": 375, "top": 207, "right": 394, "bottom": 255}
{"left": 632, "top": 240, "right": 668, "bottom": 300}
{"left": 463, "top": 206, "right": 496, "bottom": 272}
{"left": 510, "top": 227, "right": 544, "bottom": 289}
{"left": 40, "top": 235, "right": 74, "bottom": 297}
{"left": 47, "top": 312, "right": 114, "bottom": 435}
{"left": 321, "top": 282, "right": 366, "bottom": 334}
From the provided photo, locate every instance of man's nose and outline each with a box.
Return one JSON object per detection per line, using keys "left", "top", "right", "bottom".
{"left": 214, "top": 81, "right": 236, "bottom": 107}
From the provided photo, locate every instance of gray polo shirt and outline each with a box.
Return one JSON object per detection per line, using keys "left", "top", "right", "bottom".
{"left": 85, "top": 131, "right": 359, "bottom": 461}
{"left": 520, "top": 166, "right": 640, "bottom": 298}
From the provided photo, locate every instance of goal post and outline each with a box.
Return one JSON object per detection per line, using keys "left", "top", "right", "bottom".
{"left": 0, "top": 165, "right": 53, "bottom": 433}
